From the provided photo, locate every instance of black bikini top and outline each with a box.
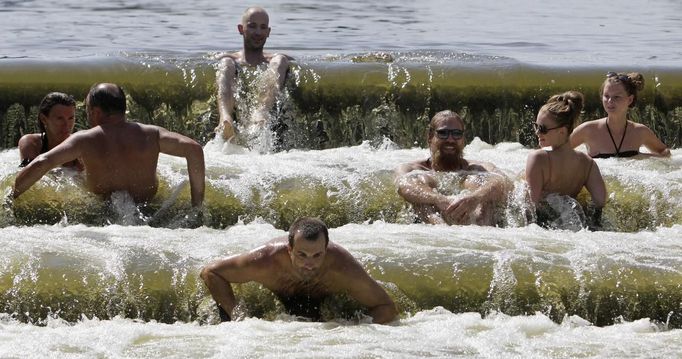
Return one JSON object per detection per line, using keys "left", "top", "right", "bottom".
{"left": 590, "top": 120, "right": 639, "bottom": 159}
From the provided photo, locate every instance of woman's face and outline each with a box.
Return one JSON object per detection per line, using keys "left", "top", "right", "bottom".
{"left": 40, "top": 104, "right": 76, "bottom": 144}
{"left": 602, "top": 81, "right": 634, "bottom": 116}
{"left": 534, "top": 110, "right": 565, "bottom": 148}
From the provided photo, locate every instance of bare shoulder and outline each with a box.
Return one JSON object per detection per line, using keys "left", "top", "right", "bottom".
{"left": 576, "top": 150, "right": 594, "bottom": 164}
{"left": 18, "top": 133, "right": 41, "bottom": 149}
{"left": 526, "top": 149, "right": 549, "bottom": 169}
{"left": 396, "top": 159, "right": 430, "bottom": 176}
{"left": 215, "top": 51, "right": 241, "bottom": 61}
{"left": 233, "top": 237, "right": 288, "bottom": 271}
{"left": 467, "top": 159, "right": 498, "bottom": 173}
{"left": 630, "top": 121, "right": 654, "bottom": 134}
{"left": 326, "top": 242, "right": 364, "bottom": 273}
{"left": 582, "top": 118, "right": 605, "bottom": 129}
{"left": 527, "top": 149, "right": 548, "bottom": 161}
{"left": 266, "top": 53, "right": 295, "bottom": 62}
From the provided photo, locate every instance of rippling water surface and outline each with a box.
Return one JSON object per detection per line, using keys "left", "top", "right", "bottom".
{"left": 2, "top": 0, "right": 681, "bottom": 65}
{"left": 2, "top": 1, "right": 682, "bottom": 357}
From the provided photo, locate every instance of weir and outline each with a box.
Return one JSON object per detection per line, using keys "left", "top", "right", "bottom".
{"left": 1, "top": 55, "right": 681, "bottom": 330}
{"left": 1, "top": 56, "right": 681, "bottom": 149}
{"left": 0, "top": 224, "right": 680, "bottom": 328}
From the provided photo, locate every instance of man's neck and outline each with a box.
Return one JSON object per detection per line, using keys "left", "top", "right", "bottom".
{"left": 241, "top": 48, "right": 268, "bottom": 66}
{"left": 96, "top": 114, "right": 126, "bottom": 126}
{"left": 431, "top": 157, "right": 468, "bottom": 172}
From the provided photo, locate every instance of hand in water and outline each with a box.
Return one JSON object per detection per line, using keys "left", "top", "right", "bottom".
{"left": 216, "top": 117, "right": 237, "bottom": 141}
{"left": 438, "top": 194, "right": 481, "bottom": 225}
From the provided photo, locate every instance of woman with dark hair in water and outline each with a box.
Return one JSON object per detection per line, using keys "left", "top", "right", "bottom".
{"left": 570, "top": 72, "right": 670, "bottom": 158}
{"left": 18, "top": 92, "right": 81, "bottom": 169}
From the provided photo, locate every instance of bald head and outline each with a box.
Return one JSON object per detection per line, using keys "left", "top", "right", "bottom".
{"left": 241, "top": 6, "right": 269, "bottom": 26}
{"left": 86, "top": 83, "right": 126, "bottom": 115}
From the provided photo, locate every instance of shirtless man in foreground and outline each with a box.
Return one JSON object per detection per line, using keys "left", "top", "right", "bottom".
{"left": 216, "top": 6, "right": 291, "bottom": 140}
{"left": 396, "top": 110, "right": 510, "bottom": 225}
{"left": 13, "top": 83, "right": 205, "bottom": 207}
{"left": 200, "top": 217, "right": 398, "bottom": 324}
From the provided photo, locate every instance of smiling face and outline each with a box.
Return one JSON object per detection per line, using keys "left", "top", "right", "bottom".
{"left": 288, "top": 231, "right": 327, "bottom": 281}
{"left": 602, "top": 81, "right": 634, "bottom": 116}
{"left": 40, "top": 104, "right": 76, "bottom": 144}
{"left": 534, "top": 110, "right": 566, "bottom": 148}
{"left": 428, "top": 114, "right": 465, "bottom": 168}
{"left": 238, "top": 8, "right": 270, "bottom": 51}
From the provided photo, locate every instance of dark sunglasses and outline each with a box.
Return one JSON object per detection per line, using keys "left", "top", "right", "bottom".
{"left": 533, "top": 123, "right": 563, "bottom": 134}
{"left": 606, "top": 71, "right": 629, "bottom": 83}
{"left": 435, "top": 128, "right": 464, "bottom": 139}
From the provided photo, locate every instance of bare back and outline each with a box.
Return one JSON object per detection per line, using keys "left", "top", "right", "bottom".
{"left": 538, "top": 149, "right": 593, "bottom": 198}
{"left": 78, "top": 122, "right": 160, "bottom": 202}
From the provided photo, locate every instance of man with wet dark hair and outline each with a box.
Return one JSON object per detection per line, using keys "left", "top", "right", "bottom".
{"left": 215, "top": 6, "right": 292, "bottom": 140}
{"left": 395, "top": 110, "right": 510, "bottom": 225}
{"left": 13, "top": 83, "right": 205, "bottom": 208}
{"left": 201, "top": 217, "right": 397, "bottom": 324}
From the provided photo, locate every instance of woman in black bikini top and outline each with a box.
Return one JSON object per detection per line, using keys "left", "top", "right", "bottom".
{"left": 570, "top": 72, "right": 670, "bottom": 158}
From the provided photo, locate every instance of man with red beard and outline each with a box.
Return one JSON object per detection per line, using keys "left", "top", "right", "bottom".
{"left": 200, "top": 217, "right": 397, "bottom": 324}
{"left": 215, "top": 6, "right": 292, "bottom": 141}
{"left": 396, "top": 110, "right": 510, "bottom": 225}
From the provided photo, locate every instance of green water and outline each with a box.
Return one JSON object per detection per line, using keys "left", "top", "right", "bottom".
{"left": 2, "top": 59, "right": 681, "bottom": 150}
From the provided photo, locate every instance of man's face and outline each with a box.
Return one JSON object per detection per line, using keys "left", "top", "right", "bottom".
{"left": 239, "top": 11, "right": 270, "bottom": 51}
{"left": 428, "top": 116, "right": 465, "bottom": 165}
{"left": 288, "top": 232, "right": 327, "bottom": 281}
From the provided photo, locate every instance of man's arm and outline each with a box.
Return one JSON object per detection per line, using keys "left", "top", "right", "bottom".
{"left": 332, "top": 248, "right": 397, "bottom": 324}
{"left": 252, "top": 54, "right": 290, "bottom": 126}
{"left": 13, "top": 135, "right": 83, "bottom": 198}
{"left": 157, "top": 127, "right": 205, "bottom": 207}
{"left": 200, "top": 246, "right": 273, "bottom": 321}
{"left": 442, "top": 162, "right": 510, "bottom": 221}
{"left": 216, "top": 56, "right": 238, "bottom": 140}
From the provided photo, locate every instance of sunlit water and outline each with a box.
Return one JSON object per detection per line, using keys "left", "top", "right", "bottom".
{"left": 1, "top": 140, "right": 681, "bottom": 357}
{"left": 2, "top": 0, "right": 682, "bottom": 357}
{"left": 1, "top": 0, "right": 681, "bottom": 66}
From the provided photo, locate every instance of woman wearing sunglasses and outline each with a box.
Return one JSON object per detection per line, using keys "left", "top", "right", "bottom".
{"left": 569, "top": 72, "right": 670, "bottom": 158}
{"left": 526, "top": 91, "right": 606, "bottom": 216}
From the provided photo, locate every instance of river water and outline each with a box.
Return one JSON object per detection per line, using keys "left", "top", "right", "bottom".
{"left": 1, "top": 0, "right": 682, "bottom": 358}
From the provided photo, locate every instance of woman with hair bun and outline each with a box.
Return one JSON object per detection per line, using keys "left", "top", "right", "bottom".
{"left": 526, "top": 91, "right": 606, "bottom": 209}
{"left": 570, "top": 72, "right": 670, "bottom": 158}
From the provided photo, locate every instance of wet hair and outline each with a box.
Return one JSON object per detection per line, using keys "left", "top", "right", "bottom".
{"left": 428, "top": 110, "right": 464, "bottom": 138}
{"left": 37, "top": 92, "right": 76, "bottom": 133}
{"left": 86, "top": 83, "right": 127, "bottom": 115}
{"left": 288, "top": 217, "right": 329, "bottom": 248}
{"left": 601, "top": 72, "right": 645, "bottom": 108}
{"left": 539, "top": 91, "right": 584, "bottom": 134}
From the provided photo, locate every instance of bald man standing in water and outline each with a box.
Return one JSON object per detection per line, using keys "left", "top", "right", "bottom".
{"left": 201, "top": 217, "right": 398, "bottom": 324}
{"left": 13, "top": 83, "right": 205, "bottom": 207}
{"left": 396, "top": 110, "right": 510, "bottom": 225}
{"left": 215, "top": 6, "right": 291, "bottom": 140}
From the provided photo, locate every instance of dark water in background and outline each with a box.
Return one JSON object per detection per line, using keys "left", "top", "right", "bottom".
{"left": 2, "top": 0, "right": 682, "bottom": 149}
{"left": 1, "top": 2, "right": 682, "bottom": 354}
{"left": 2, "top": 0, "right": 682, "bottom": 66}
